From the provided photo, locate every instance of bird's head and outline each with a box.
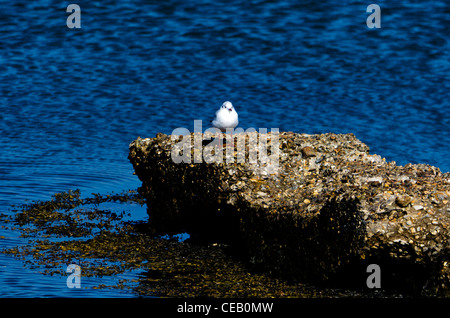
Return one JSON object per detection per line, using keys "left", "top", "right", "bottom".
{"left": 222, "top": 101, "right": 234, "bottom": 112}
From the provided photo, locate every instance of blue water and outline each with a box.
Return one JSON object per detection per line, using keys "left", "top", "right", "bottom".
{"left": 0, "top": 0, "right": 448, "bottom": 297}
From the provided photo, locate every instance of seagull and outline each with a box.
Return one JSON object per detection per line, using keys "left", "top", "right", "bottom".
{"left": 211, "top": 101, "right": 239, "bottom": 131}
{"left": 211, "top": 101, "right": 239, "bottom": 146}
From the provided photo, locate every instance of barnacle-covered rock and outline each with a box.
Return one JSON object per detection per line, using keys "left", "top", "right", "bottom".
{"left": 128, "top": 131, "right": 450, "bottom": 295}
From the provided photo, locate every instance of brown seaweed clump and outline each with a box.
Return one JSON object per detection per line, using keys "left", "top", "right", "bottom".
{"left": 129, "top": 131, "right": 450, "bottom": 296}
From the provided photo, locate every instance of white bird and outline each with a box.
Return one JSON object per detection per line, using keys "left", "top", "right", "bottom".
{"left": 211, "top": 101, "right": 239, "bottom": 132}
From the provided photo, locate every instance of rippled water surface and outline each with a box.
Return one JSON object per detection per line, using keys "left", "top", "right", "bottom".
{"left": 0, "top": 0, "right": 448, "bottom": 297}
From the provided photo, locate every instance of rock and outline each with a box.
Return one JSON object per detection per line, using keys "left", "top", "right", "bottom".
{"left": 365, "top": 176, "right": 383, "bottom": 186}
{"left": 395, "top": 195, "right": 412, "bottom": 207}
{"left": 128, "top": 131, "right": 450, "bottom": 296}
{"left": 301, "top": 146, "right": 316, "bottom": 158}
